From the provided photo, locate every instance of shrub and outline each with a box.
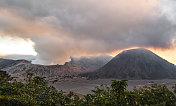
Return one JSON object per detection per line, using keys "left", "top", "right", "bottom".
{"left": 0, "top": 71, "right": 176, "bottom": 106}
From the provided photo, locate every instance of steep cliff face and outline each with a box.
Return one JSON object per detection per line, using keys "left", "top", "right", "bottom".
{"left": 83, "top": 49, "right": 176, "bottom": 79}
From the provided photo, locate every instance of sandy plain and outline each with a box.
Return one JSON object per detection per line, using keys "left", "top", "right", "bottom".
{"left": 50, "top": 78, "right": 176, "bottom": 95}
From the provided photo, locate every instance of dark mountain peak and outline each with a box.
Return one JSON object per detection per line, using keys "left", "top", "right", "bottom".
{"left": 115, "top": 48, "right": 156, "bottom": 59}
{"left": 83, "top": 48, "right": 176, "bottom": 80}
{"left": 112, "top": 48, "right": 171, "bottom": 67}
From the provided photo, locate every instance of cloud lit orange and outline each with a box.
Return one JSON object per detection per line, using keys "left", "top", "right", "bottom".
{"left": 109, "top": 46, "right": 176, "bottom": 65}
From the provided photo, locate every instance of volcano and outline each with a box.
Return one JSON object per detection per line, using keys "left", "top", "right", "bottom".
{"left": 83, "top": 48, "right": 176, "bottom": 79}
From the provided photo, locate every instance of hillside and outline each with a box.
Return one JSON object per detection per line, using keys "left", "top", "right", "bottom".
{"left": 0, "top": 59, "right": 86, "bottom": 81}
{"left": 83, "top": 48, "right": 176, "bottom": 79}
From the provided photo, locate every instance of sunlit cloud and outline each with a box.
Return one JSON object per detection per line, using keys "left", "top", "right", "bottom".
{"left": 0, "top": 34, "right": 37, "bottom": 55}
{"left": 0, "top": 0, "right": 175, "bottom": 64}
{"left": 109, "top": 46, "right": 176, "bottom": 65}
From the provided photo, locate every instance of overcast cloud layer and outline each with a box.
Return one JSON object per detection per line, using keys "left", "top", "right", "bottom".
{"left": 0, "top": 0, "right": 176, "bottom": 64}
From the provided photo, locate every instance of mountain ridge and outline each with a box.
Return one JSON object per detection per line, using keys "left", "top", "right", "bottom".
{"left": 0, "top": 59, "right": 86, "bottom": 81}
{"left": 0, "top": 55, "right": 112, "bottom": 81}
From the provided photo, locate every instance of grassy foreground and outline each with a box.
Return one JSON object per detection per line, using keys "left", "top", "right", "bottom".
{"left": 0, "top": 71, "right": 176, "bottom": 106}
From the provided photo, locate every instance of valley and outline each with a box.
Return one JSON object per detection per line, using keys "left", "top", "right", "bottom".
{"left": 51, "top": 78, "right": 176, "bottom": 94}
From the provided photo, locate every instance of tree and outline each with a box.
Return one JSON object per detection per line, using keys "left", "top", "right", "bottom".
{"left": 173, "top": 84, "right": 176, "bottom": 94}
{"left": 83, "top": 80, "right": 136, "bottom": 106}
{"left": 0, "top": 72, "right": 82, "bottom": 106}
{"left": 0, "top": 70, "right": 12, "bottom": 83}
{"left": 133, "top": 84, "right": 176, "bottom": 106}
{"left": 0, "top": 71, "right": 176, "bottom": 106}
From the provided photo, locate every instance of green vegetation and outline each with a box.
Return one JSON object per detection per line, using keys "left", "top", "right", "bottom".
{"left": 0, "top": 71, "right": 176, "bottom": 106}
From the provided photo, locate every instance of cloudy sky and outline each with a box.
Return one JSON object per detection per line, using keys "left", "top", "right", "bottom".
{"left": 0, "top": 0, "right": 176, "bottom": 64}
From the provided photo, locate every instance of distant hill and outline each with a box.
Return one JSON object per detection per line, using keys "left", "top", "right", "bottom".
{"left": 0, "top": 55, "right": 113, "bottom": 81}
{"left": 0, "top": 59, "right": 86, "bottom": 81}
{"left": 83, "top": 48, "right": 176, "bottom": 79}
{"left": 0, "top": 58, "right": 28, "bottom": 69}
{"left": 70, "top": 55, "right": 112, "bottom": 72}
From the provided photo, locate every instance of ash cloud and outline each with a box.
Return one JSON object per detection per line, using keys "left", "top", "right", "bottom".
{"left": 0, "top": 0, "right": 176, "bottom": 64}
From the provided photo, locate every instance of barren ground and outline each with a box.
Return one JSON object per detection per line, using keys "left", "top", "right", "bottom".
{"left": 50, "top": 78, "right": 176, "bottom": 95}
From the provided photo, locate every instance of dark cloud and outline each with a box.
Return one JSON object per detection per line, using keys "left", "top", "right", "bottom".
{"left": 0, "top": 0, "right": 175, "bottom": 64}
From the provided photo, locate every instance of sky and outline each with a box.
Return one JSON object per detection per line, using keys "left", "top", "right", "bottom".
{"left": 0, "top": 0, "right": 176, "bottom": 65}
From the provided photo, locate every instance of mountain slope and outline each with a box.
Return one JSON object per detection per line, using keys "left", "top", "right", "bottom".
{"left": 0, "top": 58, "right": 29, "bottom": 69}
{"left": 0, "top": 59, "right": 86, "bottom": 80}
{"left": 70, "top": 55, "right": 112, "bottom": 72}
{"left": 83, "top": 48, "right": 176, "bottom": 79}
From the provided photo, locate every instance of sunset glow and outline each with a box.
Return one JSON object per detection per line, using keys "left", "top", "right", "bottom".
{"left": 109, "top": 46, "right": 176, "bottom": 65}
{"left": 0, "top": 35, "right": 37, "bottom": 56}
{"left": 0, "top": 0, "right": 175, "bottom": 64}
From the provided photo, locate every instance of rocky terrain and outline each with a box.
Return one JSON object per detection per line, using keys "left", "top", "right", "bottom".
{"left": 0, "top": 58, "right": 86, "bottom": 82}
{"left": 0, "top": 58, "right": 25, "bottom": 69}
{"left": 83, "top": 48, "right": 176, "bottom": 79}
{"left": 0, "top": 55, "right": 113, "bottom": 82}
